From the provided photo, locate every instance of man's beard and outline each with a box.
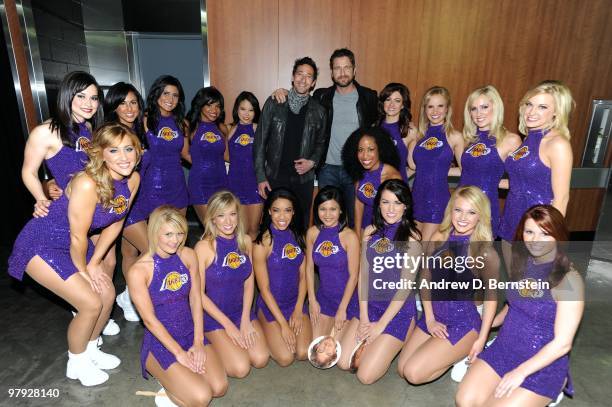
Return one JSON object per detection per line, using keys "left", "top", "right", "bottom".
{"left": 333, "top": 76, "right": 354, "bottom": 88}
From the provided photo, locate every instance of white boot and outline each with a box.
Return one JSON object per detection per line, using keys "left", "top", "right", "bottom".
{"left": 451, "top": 336, "right": 497, "bottom": 383}
{"left": 102, "top": 319, "right": 120, "bottom": 336}
{"left": 116, "top": 288, "right": 140, "bottom": 322}
{"left": 548, "top": 392, "right": 564, "bottom": 406}
{"left": 86, "top": 337, "right": 121, "bottom": 370}
{"left": 155, "top": 387, "right": 179, "bottom": 407}
{"left": 66, "top": 350, "right": 109, "bottom": 386}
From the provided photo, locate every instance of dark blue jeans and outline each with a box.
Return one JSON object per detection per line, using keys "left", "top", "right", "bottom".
{"left": 317, "top": 164, "right": 355, "bottom": 228}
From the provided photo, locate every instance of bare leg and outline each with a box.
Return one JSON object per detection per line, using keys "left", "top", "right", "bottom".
{"left": 397, "top": 324, "right": 430, "bottom": 378}
{"left": 26, "top": 256, "right": 102, "bottom": 353}
{"left": 193, "top": 204, "right": 207, "bottom": 227}
{"left": 257, "top": 310, "right": 294, "bottom": 367}
{"left": 356, "top": 333, "right": 405, "bottom": 384}
{"left": 90, "top": 234, "right": 117, "bottom": 275}
{"left": 121, "top": 220, "right": 149, "bottom": 278}
{"left": 247, "top": 320, "right": 270, "bottom": 368}
{"left": 401, "top": 329, "right": 478, "bottom": 384}
{"left": 244, "top": 204, "right": 263, "bottom": 241}
{"left": 484, "top": 387, "right": 552, "bottom": 407}
{"left": 311, "top": 314, "right": 335, "bottom": 339}
{"left": 90, "top": 262, "right": 117, "bottom": 340}
{"left": 205, "top": 329, "right": 252, "bottom": 378}
{"left": 296, "top": 314, "right": 313, "bottom": 360}
{"left": 416, "top": 221, "right": 440, "bottom": 242}
{"left": 456, "top": 359, "right": 501, "bottom": 407}
{"left": 336, "top": 318, "right": 360, "bottom": 371}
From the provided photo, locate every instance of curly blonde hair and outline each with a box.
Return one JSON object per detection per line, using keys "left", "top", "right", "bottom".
{"left": 83, "top": 122, "right": 142, "bottom": 208}
{"left": 518, "top": 80, "right": 575, "bottom": 139}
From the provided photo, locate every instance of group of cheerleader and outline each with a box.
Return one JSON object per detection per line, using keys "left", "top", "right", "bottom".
{"left": 7, "top": 68, "right": 584, "bottom": 407}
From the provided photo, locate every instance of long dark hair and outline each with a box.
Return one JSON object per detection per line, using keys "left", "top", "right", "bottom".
{"left": 378, "top": 82, "right": 412, "bottom": 139}
{"left": 186, "top": 86, "right": 225, "bottom": 132}
{"left": 511, "top": 205, "right": 572, "bottom": 287}
{"left": 50, "top": 71, "right": 103, "bottom": 148}
{"left": 370, "top": 179, "right": 421, "bottom": 242}
{"left": 103, "top": 82, "right": 147, "bottom": 148}
{"left": 313, "top": 186, "right": 348, "bottom": 231}
{"left": 342, "top": 127, "right": 400, "bottom": 182}
{"left": 145, "top": 75, "right": 186, "bottom": 134}
{"left": 231, "top": 91, "right": 260, "bottom": 125}
{"left": 255, "top": 187, "right": 305, "bottom": 250}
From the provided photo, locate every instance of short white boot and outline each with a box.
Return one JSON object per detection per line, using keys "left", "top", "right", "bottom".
{"left": 66, "top": 350, "right": 109, "bottom": 386}
{"left": 86, "top": 337, "right": 121, "bottom": 370}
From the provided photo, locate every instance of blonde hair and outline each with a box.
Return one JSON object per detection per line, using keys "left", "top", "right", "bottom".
{"left": 462, "top": 85, "right": 508, "bottom": 147}
{"left": 147, "top": 205, "right": 188, "bottom": 255}
{"left": 439, "top": 186, "right": 493, "bottom": 257}
{"left": 201, "top": 190, "right": 248, "bottom": 254}
{"left": 418, "top": 86, "right": 455, "bottom": 139}
{"left": 78, "top": 122, "right": 142, "bottom": 207}
{"left": 518, "top": 80, "right": 574, "bottom": 139}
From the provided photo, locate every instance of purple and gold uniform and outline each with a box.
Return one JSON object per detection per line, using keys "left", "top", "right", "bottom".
{"left": 45, "top": 121, "right": 92, "bottom": 189}
{"left": 228, "top": 123, "right": 261, "bottom": 205}
{"left": 356, "top": 164, "right": 384, "bottom": 230}
{"left": 188, "top": 121, "right": 228, "bottom": 205}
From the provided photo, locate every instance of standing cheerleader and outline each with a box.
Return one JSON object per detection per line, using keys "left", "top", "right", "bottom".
{"left": 337, "top": 179, "right": 421, "bottom": 384}
{"left": 195, "top": 191, "right": 269, "bottom": 378}
{"left": 408, "top": 86, "right": 464, "bottom": 241}
{"left": 457, "top": 205, "right": 584, "bottom": 406}
{"left": 305, "top": 186, "right": 359, "bottom": 340}
{"left": 498, "top": 81, "right": 574, "bottom": 244}
{"left": 103, "top": 82, "right": 148, "bottom": 323}
{"left": 378, "top": 83, "right": 418, "bottom": 183}
{"left": 397, "top": 186, "right": 498, "bottom": 384}
{"left": 8, "top": 123, "right": 140, "bottom": 386}
{"left": 253, "top": 188, "right": 313, "bottom": 366}
{"left": 128, "top": 206, "right": 227, "bottom": 405}
{"left": 457, "top": 85, "right": 521, "bottom": 237}
{"left": 226, "top": 91, "right": 263, "bottom": 239}
{"left": 129, "top": 75, "right": 189, "bottom": 227}
{"left": 342, "top": 127, "right": 402, "bottom": 238}
{"left": 184, "top": 87, "right": 229, "bottom": 225}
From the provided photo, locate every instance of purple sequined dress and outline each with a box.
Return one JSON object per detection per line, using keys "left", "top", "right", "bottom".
{"left": 415, "top": 233, "right": 482, "bottom": 344}
{"left": 412, "top": 124, "right": 453, "bottom": 223}
{"left": 204, "top": 235, "right": 255, "bottom": 332}
{"left": 129, "top": 115, "right": 188, "bottom": 223}
{"left": 458, "top": 130, "right": 505, "bottom": 237}
{"left": 479, "top": 259, "right": 573, "bottom": 399}
{"left": 364, "top": 221, "right": 416, "bottom": 341}
{"left": 140, "top": 253, "right": 204, "bottom": 379}
{"left": 381, "top": 121, "right": 408, "bottom": 183}
{"left": 188, "top": 121, "right": 228, "bottom": 205}
{"left": 498, "top": 129, "right": 553, "bottom": 241}
{"left": 312, "top": 225, "right": 358, "bottom": 319}
{"left": 8, "top": 179, "right": 131, "bottom": 281}
{"left": 45, "top": 121, "right": 92, "bottom": 189}
{"left": 356, "top": 164, "right": 384, "bottom": 230}
{"left": 256, "top": 226, "right": 307, "bottom": 322}
{"left": 228, "top": 123, "right": 261, "bottom": 205}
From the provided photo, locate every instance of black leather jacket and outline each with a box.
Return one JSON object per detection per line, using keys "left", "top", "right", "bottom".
{"left": 254, "top": 96, "right": 327, "bottom": 184}
{"left": 312, "top": 80, "right": 378, "bottom": 164}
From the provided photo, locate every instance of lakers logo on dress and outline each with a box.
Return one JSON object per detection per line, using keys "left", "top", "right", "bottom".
{"left": 281, "top": 243, "right": 302, "bottom": 260}
{"left": 109, "top": 195, "right": 129, "bottom": 215}
{"left": 75, "top": 136, "right": 91, "bottom": 152}
{"left": 420, "top": 136, "right": 443, "bottom": 150}
{"left": 370, "top": 237, "right": 394, "bottom": 254}
{"left": 158, "top": 127, "right": 178, "bottom": 141}
{"left": 518, "top": 278, "right": 544, "bottom": 298}
{"left": 315, "top": 241, "right": 339, "bottom": 257}
{"left": 510, "top": 146, "right": 529, "bottom": 161}
{"left": 235, "top": 133, "right": 253, "bottom": 146}
{"left": 467, "top": 143, "right": 491, "bottom": 157}
{"left": 359, "top": 182, "right": 376, "bottom": 199}
{"left": 202, "top": 131, "right": 221, "bottom": 143}
{"left": 159, "top": 271, "right": 189, "bottom": 292}
{"left": 222, "top": 251, "right": 247, "bottom": 269}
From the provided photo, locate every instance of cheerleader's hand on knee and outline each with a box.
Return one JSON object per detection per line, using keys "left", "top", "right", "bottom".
{"left": 425, "top": 318, "right": 448, "bottom": 339}
{"left": 240, "top": 319, "right": 257, "bottom": 349}
{"left": 334, "top": 308, "right": 347, "bottom": 332}
{"left": 280, "top": 322, "right": 297, "bottom": 353}
{"left": 176, "top": 349, "right": 197, "bottom": 372}
{"left": 188, "top": 343, "right": 207, "bottom": 374}
{"left": 289, "top": 308, "right": 303, "bottom": 335}
{"left": 495, "top": 368, "right": 526, "bottom": 398}
{"left": 225, "top": 322, "right": 247, "bottom": 349}
{"left": 365, "top": 321, "right": 384, "bottom": 344}
{"left": 86, "top": 263, "right": 112, "bottom": 294}
{"left": 356, "top": 320, "right": 370, "bottom": 342}
{"left": 309, "top": 300, "right": 321, "bottom": 326}
{"left": 467, "top": 336, "right": 486, "bottom": 364}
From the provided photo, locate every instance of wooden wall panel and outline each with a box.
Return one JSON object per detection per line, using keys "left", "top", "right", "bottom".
{"left": 207, "top": 0, "right": 279, "bottom": 119}
{"left": 278, "top": 0, "right": 352, "bottom": 91}
{"left": 566, "top": 189, "right": 606, "bottom": 231}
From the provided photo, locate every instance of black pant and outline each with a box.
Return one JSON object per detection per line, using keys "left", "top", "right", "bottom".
{"left": 269, "top": 177, "right": 314, "bottom": 231}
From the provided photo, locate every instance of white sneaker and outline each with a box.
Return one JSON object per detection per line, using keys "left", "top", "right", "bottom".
{"left": 66, "top": 351, "right": 109, "bottom": 386}
{"left": 86, "top": 338, "right": 121, "bottom": 370}
{"left": 102, "top": 319, "right": 120, "bottom": 336}
{"left": 116, "top": 289, "right": 140, "bottom": 322}
{"left": 548, "top": 392, "right": 564, "bottom": 406}
{"left": 450, "top": 356, "right": 469, "bottom": 382}
{"left": 155, "top": 387, "right": 178, "bottom": 407}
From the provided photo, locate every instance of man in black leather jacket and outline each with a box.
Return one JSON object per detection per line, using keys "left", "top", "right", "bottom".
{"left": 254, "top": 56, "right": 327, "bottom": 227}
